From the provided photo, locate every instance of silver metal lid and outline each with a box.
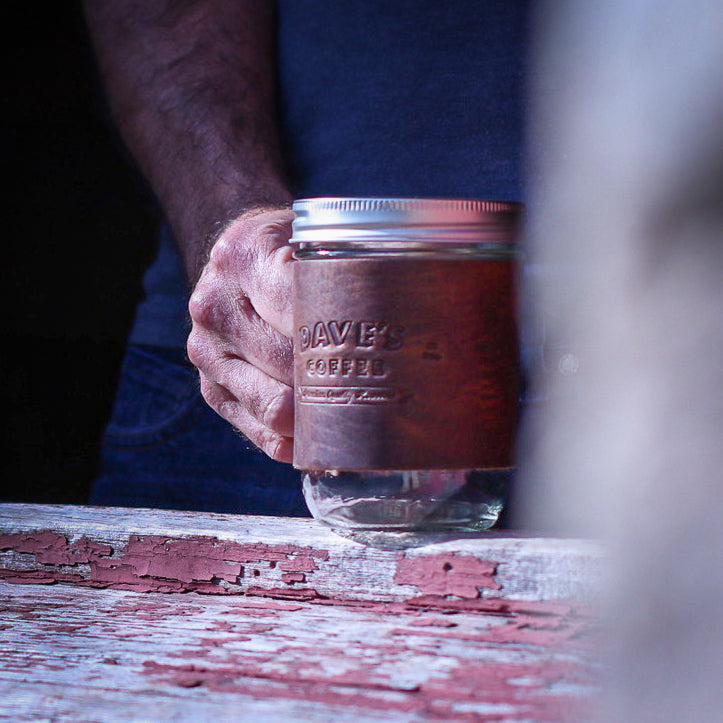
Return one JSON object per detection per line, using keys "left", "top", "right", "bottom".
{"left": 291, "top": 197, "right": 522, "bottom": 244}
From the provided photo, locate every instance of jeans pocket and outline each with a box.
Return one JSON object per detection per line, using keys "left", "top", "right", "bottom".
{"left": 104, "top": 345, "right": 203, "bottom": 447}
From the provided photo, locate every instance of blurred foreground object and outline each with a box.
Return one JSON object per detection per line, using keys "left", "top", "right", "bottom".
{"left": 518, "top": 1, "right": 723, "bottom": 721}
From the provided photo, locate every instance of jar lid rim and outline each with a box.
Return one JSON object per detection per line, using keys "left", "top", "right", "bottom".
{"left": 291, "top": 197, "right": 522, "bottom": 244}
{"left": 293, "top": 197, "right": 521, "bottom": 218}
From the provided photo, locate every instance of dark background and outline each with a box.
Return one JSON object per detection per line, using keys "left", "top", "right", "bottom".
{"left": 2, "top": 3, "right": 159, "bottom": 504}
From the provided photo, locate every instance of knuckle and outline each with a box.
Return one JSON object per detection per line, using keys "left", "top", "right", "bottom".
{"left": 217, "top": 397, "right": 240, "bottom": 422}
{"left": 256, "top": 429, "right": 287, "bottom": 462}
{"left": 207, "top": 232, "right": 240, "bottom": 272}
{"left": 188, "top": 280, "right": 215, "bottom": 325}
{"left": 217, "top": 226, "right": 256, "bottom": 272}
{"left": 261, "top": 386, "right": 293, "bottom": 432}
{"left": 208, "top": 232, "right": 231, "bottom": 262}
{"left": 196, "top": 365, "right": 291, "bottom": 463}
{"left": 188, "top": 283, "right": 236, "bottom": 335}
{"left": 186, "top": 330, "right": 206, "bottom": 369}
{"left": 198, "top": 376, "right": 241, "bottom": 427}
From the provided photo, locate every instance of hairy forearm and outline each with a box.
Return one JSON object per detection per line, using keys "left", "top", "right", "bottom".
{"left": 83, "top": 0, "right": 292, "bottom": 281}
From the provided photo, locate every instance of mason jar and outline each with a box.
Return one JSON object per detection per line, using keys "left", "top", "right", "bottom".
{"left": 291, "top": 198, "right": 521, "bottom": 538}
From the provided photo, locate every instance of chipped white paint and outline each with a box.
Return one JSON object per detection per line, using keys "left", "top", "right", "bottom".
{"left": 0, "top": 504, "right": 605, "bottom": 721}
{"left": 0, "top": 504, "right": 603, "bottom": 603}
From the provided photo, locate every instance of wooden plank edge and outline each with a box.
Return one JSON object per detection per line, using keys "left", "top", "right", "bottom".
{"left": 0, "top": 503, "right": 604, "bottom": 607}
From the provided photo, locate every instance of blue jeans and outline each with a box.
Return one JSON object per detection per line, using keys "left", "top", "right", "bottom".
{"left": 91, "top": 345, "right": 309, "bottom": 516}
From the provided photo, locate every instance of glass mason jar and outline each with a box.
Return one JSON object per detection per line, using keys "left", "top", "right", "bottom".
{"left": 291, "top": 198, "right": 521, "bottom": 539}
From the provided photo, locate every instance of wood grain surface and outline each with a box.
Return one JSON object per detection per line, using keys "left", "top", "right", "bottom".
{"left": 0, "top": 504, "right": 605, "bottom": 721}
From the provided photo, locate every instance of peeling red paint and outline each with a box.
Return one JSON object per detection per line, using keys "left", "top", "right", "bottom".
{"left": 0, "top": 532, "right": 112, "bottom": 565}
{"left": 126, "top": 590, "right": 598, "bottom": 716}
{"left": 421, "top": 659, "right": 597, "bottom": 722}
{"left": 408, "top": 616, "right": 458, "bottom": 628}
{"left": 314, "top": 598, "right": 413, "bottom": 615}
{"left": 109, "top": 602, "right": 204, "bottom": 617}
{"left": 1, "top": 531, "right": 331, "bottom": 596}
{"left": 391, "top": 617, "right": 593, "bottom": 650}
{"left": 226, "top": 599, "right": 305, "bottom": 612}
{"left": 394, "top": 553, "right": 501, "bottom": 599}
{"left": 140, "top": 660, "right": 424, "bottom": 714}
{"left": 405, "top": 595, "right": 582, "bottom": 617}
{"left": 245, "top": 586, "right": 323, "bottom": 601}
{"left": 40, "top": 624, "right": 83, "bottom": 634}
{"left": 483, "top": 609, "right": 596, "bottom": 649}
{"left": 109, "top": 537, "right": 243, "bottom": 583}
{"left": 140, "top": 652, "right": 596, "bottom": 721}
{"left": 278, "top": 554, "right": 318, "bottom": 574}
{"left": 0, "top": 568, "right": 84, "bottom": 585}
{"left": 398, "top": 597, "right": 598, "bottom": 650}
{"left": 85, "top": 535, "right": 329, "bottom": 591}
{"left": 1, "top": 511, "right": 602, "bottom": 722}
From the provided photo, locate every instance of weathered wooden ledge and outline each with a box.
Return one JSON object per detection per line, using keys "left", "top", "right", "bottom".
{"left": 0, "top": 503, "right": 602, "bottom": 605}
{"left": 1, "top": 504, "right": 605, "bottom": 721}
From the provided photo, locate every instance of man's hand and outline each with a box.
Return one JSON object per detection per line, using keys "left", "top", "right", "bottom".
{"left": 187, "top": 207, "right": 295, "bottom": 463}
